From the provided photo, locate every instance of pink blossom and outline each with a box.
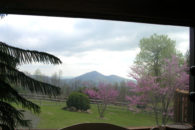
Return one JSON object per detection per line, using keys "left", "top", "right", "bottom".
{"left": 126, "top": 55, "right": 189, "bottom": 124}
{"left": 85, "top": 83, "right": 118, "bottom": 102}
{"left": 85, "top": 83, "right": 119, "bottom": 118}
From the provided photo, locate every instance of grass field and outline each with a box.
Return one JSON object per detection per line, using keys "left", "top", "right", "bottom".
{"left": 14, "top": 100, "right": 158, "bottom": 129}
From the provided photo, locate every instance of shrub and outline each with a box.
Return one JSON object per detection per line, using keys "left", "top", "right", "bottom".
{"left": 136, "top": 104, "right": 147, "bottom": 109}
{"left": 66, "top": 92, "right": 90, "bottom": 111}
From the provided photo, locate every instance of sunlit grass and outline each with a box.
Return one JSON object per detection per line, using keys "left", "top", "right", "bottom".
{"left": 14, "top": 99, "right": 159, "bottom": 129}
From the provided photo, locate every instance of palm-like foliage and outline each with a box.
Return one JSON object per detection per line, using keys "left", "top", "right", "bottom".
{"left": 0, "top": 41, "right": 62, "bottom": 130}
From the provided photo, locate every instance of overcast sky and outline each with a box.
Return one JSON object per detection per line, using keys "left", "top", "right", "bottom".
{"left": 0, "top": 15, "right": 189, "bottom": 78}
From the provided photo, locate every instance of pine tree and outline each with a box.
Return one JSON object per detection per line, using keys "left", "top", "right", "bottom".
{"left": 0, "top": 41, "right": 62, "bottom": 130}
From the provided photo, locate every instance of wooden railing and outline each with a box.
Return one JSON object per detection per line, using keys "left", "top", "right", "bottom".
{"left": 174, "top": 89, "right": 190, "bottom": 123}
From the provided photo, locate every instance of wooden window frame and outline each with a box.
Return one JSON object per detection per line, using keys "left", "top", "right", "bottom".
{"left": 190, "top": 27, "right": 195, "bottom": 124}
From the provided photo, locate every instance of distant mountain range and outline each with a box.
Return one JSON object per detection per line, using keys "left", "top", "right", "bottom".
{"left": 66, "top": 71, "right": 129, "bottom": 84}
{"left": 30, "top": 71, "right": 131, "bottom": 86}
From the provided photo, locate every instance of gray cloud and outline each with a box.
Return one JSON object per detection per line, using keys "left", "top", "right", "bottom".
{"left": 0, "top": 15, "right": 189, "bottom": 78}
{"left": 0, "top": 15, "right": 189, "bottom": 56}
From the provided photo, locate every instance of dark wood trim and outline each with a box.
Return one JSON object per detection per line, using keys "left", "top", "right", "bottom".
{"left": 0, "top": 0, "right": 194, "bottom": 27}
{"left": 1, "top": 0, "right": 195, "bottom": 126}
{"left": 189, "top": 27, "right": 195, "bottom": 124}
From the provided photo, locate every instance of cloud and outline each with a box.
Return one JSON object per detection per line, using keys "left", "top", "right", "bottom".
{"left": 1, "top": 15, "right": 188, "bottom": 55}
{"left": 167, "top": 31, "right": 189, "bottom": 54}
{"left": 20, "top": 49, "right": 140, "bottom": 78}
{"left": 0, "top": 15, "right": 189, "bottom": 77}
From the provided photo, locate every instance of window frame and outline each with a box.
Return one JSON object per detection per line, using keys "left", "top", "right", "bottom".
{"left": 190, "top": 27, "right": 195, "bottom": 124}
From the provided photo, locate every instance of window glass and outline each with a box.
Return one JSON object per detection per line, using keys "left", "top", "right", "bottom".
{"left": 0, "top": 14, "right": 191, "bottom": 129}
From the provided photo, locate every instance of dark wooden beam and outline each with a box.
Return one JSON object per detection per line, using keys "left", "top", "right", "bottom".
{"left": 0, "top": 0, "right": 194, "bottom": 26}
{"left": 190, "top": 27, "right": 195, "bottom": 125}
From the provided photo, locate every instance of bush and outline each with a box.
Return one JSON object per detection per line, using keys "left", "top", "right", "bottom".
{"left": 136, "top": 104, "right": 147, "bottom": 109}
{"left": 66, "top": 92, "right": 90, "bottom": 111}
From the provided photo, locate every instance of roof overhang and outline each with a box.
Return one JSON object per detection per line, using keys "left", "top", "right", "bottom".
{"left": 0, "top": 0, "right": 194, "bottom": 26}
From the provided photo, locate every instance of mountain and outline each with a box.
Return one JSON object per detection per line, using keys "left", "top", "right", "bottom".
{"left": 29, "top": 71, "right": 132, "bottom": 87}
{"left": 65, "top": 71, "right": 129, "bottom": 85}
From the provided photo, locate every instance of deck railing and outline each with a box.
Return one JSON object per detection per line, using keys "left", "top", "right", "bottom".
{"left": 174, "top": 89, "right": 190, "bottom": 123}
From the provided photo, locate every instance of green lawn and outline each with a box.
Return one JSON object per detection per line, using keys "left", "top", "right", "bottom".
{"left": 14, "top": 100, "right": 158, "bottom": 129}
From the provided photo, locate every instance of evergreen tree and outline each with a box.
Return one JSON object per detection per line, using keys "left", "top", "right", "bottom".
{"left": 0, "top": 41, "right": 62, "bottom": 130}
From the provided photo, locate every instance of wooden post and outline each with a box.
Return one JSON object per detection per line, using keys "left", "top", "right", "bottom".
{"left": 174, "top": 89, "right": 190, "bottom": 123}
{"left": 189, "top": 27, "right": 195, "bottom": 124}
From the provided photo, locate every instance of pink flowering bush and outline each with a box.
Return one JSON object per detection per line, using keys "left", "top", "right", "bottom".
{"left": 85, "top": 83, "right": 118, "bottom": 118}
{"left": 126, "top": 56, "right": 189, "bottom": 125}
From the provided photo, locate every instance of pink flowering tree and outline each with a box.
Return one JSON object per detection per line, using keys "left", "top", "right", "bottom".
{"left": 85, "top": 83, "right": 118, "bottom": 118}
{"left": 126, "top": 56, "right": 189, "bottom": 125}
